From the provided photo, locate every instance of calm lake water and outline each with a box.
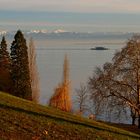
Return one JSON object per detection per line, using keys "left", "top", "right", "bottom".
{"left": 34, "top": 38, "right": 125, "bottom": 105}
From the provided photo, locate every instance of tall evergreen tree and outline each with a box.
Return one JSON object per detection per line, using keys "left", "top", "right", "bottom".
{"left": 10, "top": 30, "right": 32, "bottom": 100}
{"left": 0, "top": 36, "right": 10, "bottom": 68}
{"left": 0, "top": 36, "right": 11, "bottom": 93}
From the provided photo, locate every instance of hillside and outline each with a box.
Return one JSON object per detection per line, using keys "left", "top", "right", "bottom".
{"left": 0, "top": 92, "right": 140, "bottom": 140}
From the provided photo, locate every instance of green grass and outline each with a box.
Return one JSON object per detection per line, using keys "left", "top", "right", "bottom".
{"left": 0, "top": 92, "right": 140, "bottom": 140}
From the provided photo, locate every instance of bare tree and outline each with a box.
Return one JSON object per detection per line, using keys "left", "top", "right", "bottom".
{"left": 75, "top": 83, "right": 88, "bottom": 115}
{"left": 28, "top": 38, "right": 40, "bottom": 103}
{"left": 88, "top": 66, "right": 128, "bottom": 122}
{"left": 89, "top": 35, "right": 140, "bottom": 128}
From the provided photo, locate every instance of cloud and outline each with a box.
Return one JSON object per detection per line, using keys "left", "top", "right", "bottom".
{"left": 0, "top": 0, "right": 140, "bottom": 13}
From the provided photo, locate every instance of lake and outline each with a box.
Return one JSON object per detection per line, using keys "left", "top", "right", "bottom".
{"left": 34, "top": 38, "right": 126, "bottom": 105}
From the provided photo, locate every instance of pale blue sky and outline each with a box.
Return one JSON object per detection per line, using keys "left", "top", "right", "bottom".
{"left": 0, "top": 0, "right": 140, "bottom": 32}
{"left": 0, "top": 0, "right": 140, "bottom": 13}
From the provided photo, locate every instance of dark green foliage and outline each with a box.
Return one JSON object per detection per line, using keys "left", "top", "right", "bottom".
{"left": 10, "top": 30, "right": 32, "bottom": 100}
{"left": 0, "top": 36, "right": 12, "bottom": 93}
{"left": 0, "top": 36, "right": 10, "bottom": 68}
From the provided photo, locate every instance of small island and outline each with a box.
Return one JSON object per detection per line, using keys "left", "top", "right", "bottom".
{"left": 90, "top": 46, "right": 109, "bottom": 50}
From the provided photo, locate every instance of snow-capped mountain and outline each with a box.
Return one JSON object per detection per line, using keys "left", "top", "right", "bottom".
{"left": 0, "top": 30, "right": 7, "bottom": 35}
{"left": 27, "top": 30, "right": 48, "bottom": 34}
{"left": 0, "top": 29, "right": 134, "bottom": 41}
{"left": 53, "top": 29, "right": 68, "bottom": 33}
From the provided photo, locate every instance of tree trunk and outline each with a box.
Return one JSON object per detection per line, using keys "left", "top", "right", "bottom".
{"left": 138, "top": 115, "right": 140, "bottom": 129}
{"left": 132, "top": 116, "right": 136, "bottom": 125}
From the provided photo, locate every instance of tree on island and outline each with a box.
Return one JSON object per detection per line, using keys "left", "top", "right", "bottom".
{"left": 10, "top": 30, "right": 32, "bottom": 100}
{"left": 0, "top": 36, "right": 12, "bottom": 93}
{"left": 28, "top": 38, "right": 40, "bottom": 103}
{"left": 49, "top": 55, "right": 72, "bottom": 112}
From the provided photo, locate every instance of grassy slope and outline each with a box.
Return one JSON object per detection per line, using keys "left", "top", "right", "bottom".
{"left": 0, "top": 92, "right": 140, "bottom": 140}
{"left": 103, "top": 122, "right": 140, "bottom": 135}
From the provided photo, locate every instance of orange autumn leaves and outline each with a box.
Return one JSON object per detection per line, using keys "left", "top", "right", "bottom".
{"left": 49, "top": 55, "right": 72, "bottom": 112}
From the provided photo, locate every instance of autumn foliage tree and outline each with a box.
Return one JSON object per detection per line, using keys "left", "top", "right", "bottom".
{"left": 28, "top": 38, "right": 40, "bottom": 103}
{"left": 49, "top": 55, "right": 72, "bottom": 112}
{"left": 0, "top": 36, "right": 12, "bottom": 93}
{"left": 10, "top": 30, "right": 32, "bottom": 100}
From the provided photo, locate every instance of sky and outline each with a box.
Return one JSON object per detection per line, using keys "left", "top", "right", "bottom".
{"left": 1, "top": 0, "right": 140, "bottom": 13}
{"left": 0, "top": 0, "right": 140, "bottom": 32}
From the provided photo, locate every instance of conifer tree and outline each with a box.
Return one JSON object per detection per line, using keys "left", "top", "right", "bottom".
{"left": 0, "top": 36, "right": 11, "bottom": 93}
{"left": 10, "top": 30, "right": 32, "bottom": 100}
{"left": 0, "top": 36, "right": 10, "bottom": 68}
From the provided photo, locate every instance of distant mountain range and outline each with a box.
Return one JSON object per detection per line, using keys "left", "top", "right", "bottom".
{"left": 0, "top": 29, "right": 135, "bottom": 40}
